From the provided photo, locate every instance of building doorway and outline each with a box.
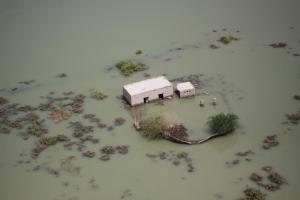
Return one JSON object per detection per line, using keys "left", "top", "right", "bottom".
{"left": 158, "top": 93, "right": 164, "bottom": 99}
{"left": 144, "top": 97, "right": 149, "bottom": 103}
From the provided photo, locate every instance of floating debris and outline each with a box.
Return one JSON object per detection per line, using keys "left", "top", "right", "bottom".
{"left": 135, "top": 50, "right": 142, "bottom": 55}
{"left": 62, "top": 91, "right": 74, "bottom": 96}
{"left": 88, "top": 177, "right": 100, "bottom": 190}
{"left": 250, "top": 173, "right": 263, "bottom": 182}
{"left": 106, "top": 126, "right": 114, "bottom": 131}
{"left": 31, "top": 135, "right": 69, "bottom": 158}
{"left": 56, "top": 73, "right": 67, "bottom": 78}
{"left": 121, "top": 189, "right": 133, "bottom": 199}
{"left": 114, "top": 117, "right": 126, "bottom": 126}
{"left": 69, "top": 121, "right": 94, "bottom": 138}
{"left": 226, "top": 150, "right": 255, "bottom": 167}
{"left": 100, "top": 145, "right": 115, "bottom": 154}
{"left": 60, "top": 156, "right": 81, "bottom": 175}
{"left": 146, "top": 151, "right": 194, "bottom": 173}
{"left": 99, "top": 154, "right": 110, "bottom": 161}
{"left": 212, "top": 97, "right": 217, "bottom": 105}
{"left": 269, "top": 43, "right": 287, "bottom": 48}
{"left": 236, "top": 150, "right": 255, "bottom": 157}
{"left": 90, "top": 89, "right": 108, "bottom": 100}
{"left": 249, "top": 166, "right": 287, "bottom": 192}
{"left": 210, "top": 43, "right": 220, "bottom": 49}
{"left": 82, "top": 113, "right": 96, "bottom": 119}
{"left": 262, "top": 166, "right": 273, "bottom": 172}
{"left": 99, "top": 145, "right": 129, "bottom": 161}
{"left": 225, "top": 159, "right": 240, "bottom": 167}
{"left": 48, "top": 107, "right": 72, "bottom": 123}
{"left": 199, "top": 99, "right": 205, "bottom": 107}
{"left": 286, "top": 110, "right": 300, "bottom": 124}
{"left": 115, "top": 145, "right": 129, "bottom": 155}
{"left": 268, "top": 170, "right": 286, "bottom": 186}
{"left": 80, "top": 135, "right": 99, "bottom": 144}
{"left": 82, "top": 150, "right": 96, "bottom": 158}
{"left": 262, "top": 135, "right": 279, "bottom": 150}
{"left": 18, "top": 80, "right": 36, "bottom": 85}
{"left": 294, "top": 95, "right": 300, "bottom": 100}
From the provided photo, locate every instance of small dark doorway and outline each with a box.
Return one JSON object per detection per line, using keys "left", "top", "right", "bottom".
{"left": 144, "top": 97, "right": 149, "bottom": 103}
{"left": 158, "top": 93, "right": 164, "bottom": 99}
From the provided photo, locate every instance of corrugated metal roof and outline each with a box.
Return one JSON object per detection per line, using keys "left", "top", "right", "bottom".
{"left": 176, "top": 82, "right": 195, "bottom": 91}
{"left": 123, "top": 76, "right": 173, "bottom": 95}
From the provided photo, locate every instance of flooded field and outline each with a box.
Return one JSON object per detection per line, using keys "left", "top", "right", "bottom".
{"left": 0, "top": 0, "right": 300, "bottom": 199}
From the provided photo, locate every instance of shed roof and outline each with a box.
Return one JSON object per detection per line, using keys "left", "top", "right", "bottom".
{"left": 123, "top": 76, "right": 172, "bottom": 96}
{"left": 176, "top": 82, "right": 195, "bottom": 91}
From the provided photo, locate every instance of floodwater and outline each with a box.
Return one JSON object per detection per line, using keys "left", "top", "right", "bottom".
{"left": 0, "top": 0, "right": 300, "bottom": 199}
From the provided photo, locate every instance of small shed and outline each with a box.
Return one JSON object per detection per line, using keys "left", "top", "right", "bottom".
{"left": 123, "top": 76, "right": 173, "bottom": 106}
{"left": 176, "top": 82, "right": 195, "bottom": 98}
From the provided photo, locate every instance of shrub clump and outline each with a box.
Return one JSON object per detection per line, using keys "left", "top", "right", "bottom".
{"left": 139, "top": 116, "right": 168, "bottom": 139}
{"left": 207, "top": 113, "right": 238, "bottom": 134}
{"left": 115, "top": 60, "right": 148, "bottom": 76}
{"left": 90, "top": 89, "right": 108, "bottom": 100}
{"left": 219, "top": 35, "right": 239, "bottom": 44}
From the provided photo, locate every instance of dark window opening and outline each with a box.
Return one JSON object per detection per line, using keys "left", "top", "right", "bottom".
{"left": 158, "top": 93, "right": 164, "bottom": 99}
{"left": 144, "top": 97, "right": 149, "bottom": 103}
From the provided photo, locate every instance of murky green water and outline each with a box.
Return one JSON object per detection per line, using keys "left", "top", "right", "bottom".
{"left": 1, "top": 0, "right": 300, "bottom": 199}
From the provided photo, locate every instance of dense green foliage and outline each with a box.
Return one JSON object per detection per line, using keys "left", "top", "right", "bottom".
{"left": 219, "top": 35, "right": 239, "bottom": 44}
{"left": 207, "top": 113, "right": 238, "bottom": 134}
{"left": 115, "top": 60, "right": 148, "bottom": 76}
{"left": 139, "top": 116, "right": 167, "bottom": 139}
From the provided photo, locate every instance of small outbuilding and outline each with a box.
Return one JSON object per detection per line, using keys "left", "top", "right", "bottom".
{"left": 176, "top": 82, "right": 195, "bottom": 98}
{"left": 123, "top": 76, "right": 173, "bottom": 106}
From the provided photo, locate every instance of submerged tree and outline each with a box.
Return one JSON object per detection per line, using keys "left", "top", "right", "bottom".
{"left": 137, "top": 113, "right": 238, "bottom": 144}
{"left": 138, "top": 116, "right": 167, "bottom": 139}
{"left": 207, "top": 113, "right": 238, "bottom": 134}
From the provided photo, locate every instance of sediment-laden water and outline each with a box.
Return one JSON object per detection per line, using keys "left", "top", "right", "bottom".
{"left": 0, "top": 0, "right": 300, "bottom": 199}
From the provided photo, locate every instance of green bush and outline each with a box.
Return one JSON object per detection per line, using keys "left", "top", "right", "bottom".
{"left": 115, "top": 60, "right": 148, "bottom": 76}
{"left": 207, "top": 113, "right": 238, "bottom": 134}
{"left": 219, "top": 35, "right": 239, "bottom": 44}
{"left": 90, "top": 90, "right": 107, "bottom": 100}
{"left": 139, "top": 116, "right": 167, "bottom": 139}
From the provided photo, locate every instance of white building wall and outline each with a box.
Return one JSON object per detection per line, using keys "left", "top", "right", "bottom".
{"left": 130, "top": 85, "right": 173, "bottom": 106}
{"left": 123, "top": 87, "right": 131, "bottom": 104}
{"left": 179, "top": 88, "right": 196, "bottom": 98}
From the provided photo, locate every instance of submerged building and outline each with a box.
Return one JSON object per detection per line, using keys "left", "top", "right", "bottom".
{"left": 176, "top": 82, "right": 195, "bottom": 98}
{"left": 123, "top": 76, "right": 173, "bottom": 106}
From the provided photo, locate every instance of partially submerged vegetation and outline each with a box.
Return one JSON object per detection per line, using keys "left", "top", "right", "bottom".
{"left": 138, "top": 113, "right": 238, "bottom": 144}
{"left": 139, "top": 116, "right": 167, "bottom": 139}
{"left": 269, "top": 42, "right": 287, "bottom": 48}
{"left": 90, "top": 89, "right": 108, "bottom": 100}
{"left": 219, "top": 35, "right": 239, "bottom": 44}
{"left": 32, "top": 135, "right": 69, "bottom": 158}
{"left": 242, "top": 187, "right": 267, "bottom": 200}
{"left": 262, "top": 135, "right": 279, "bottom": 150}
{"left": 207, "top": 113, "right": 238, "bottom": 134}
{"left": 115, "top": 60, "right": 148, "bottom": 76}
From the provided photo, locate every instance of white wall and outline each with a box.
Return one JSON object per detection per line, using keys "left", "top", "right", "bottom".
{"left": 123, "top": 87, "right": 131, "bottom": 104}
{"left": 130, "top": 86, "right": 173, "bottom": 106}
{"left": 179, "top": 89, "right": 195, "bottom": 98}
